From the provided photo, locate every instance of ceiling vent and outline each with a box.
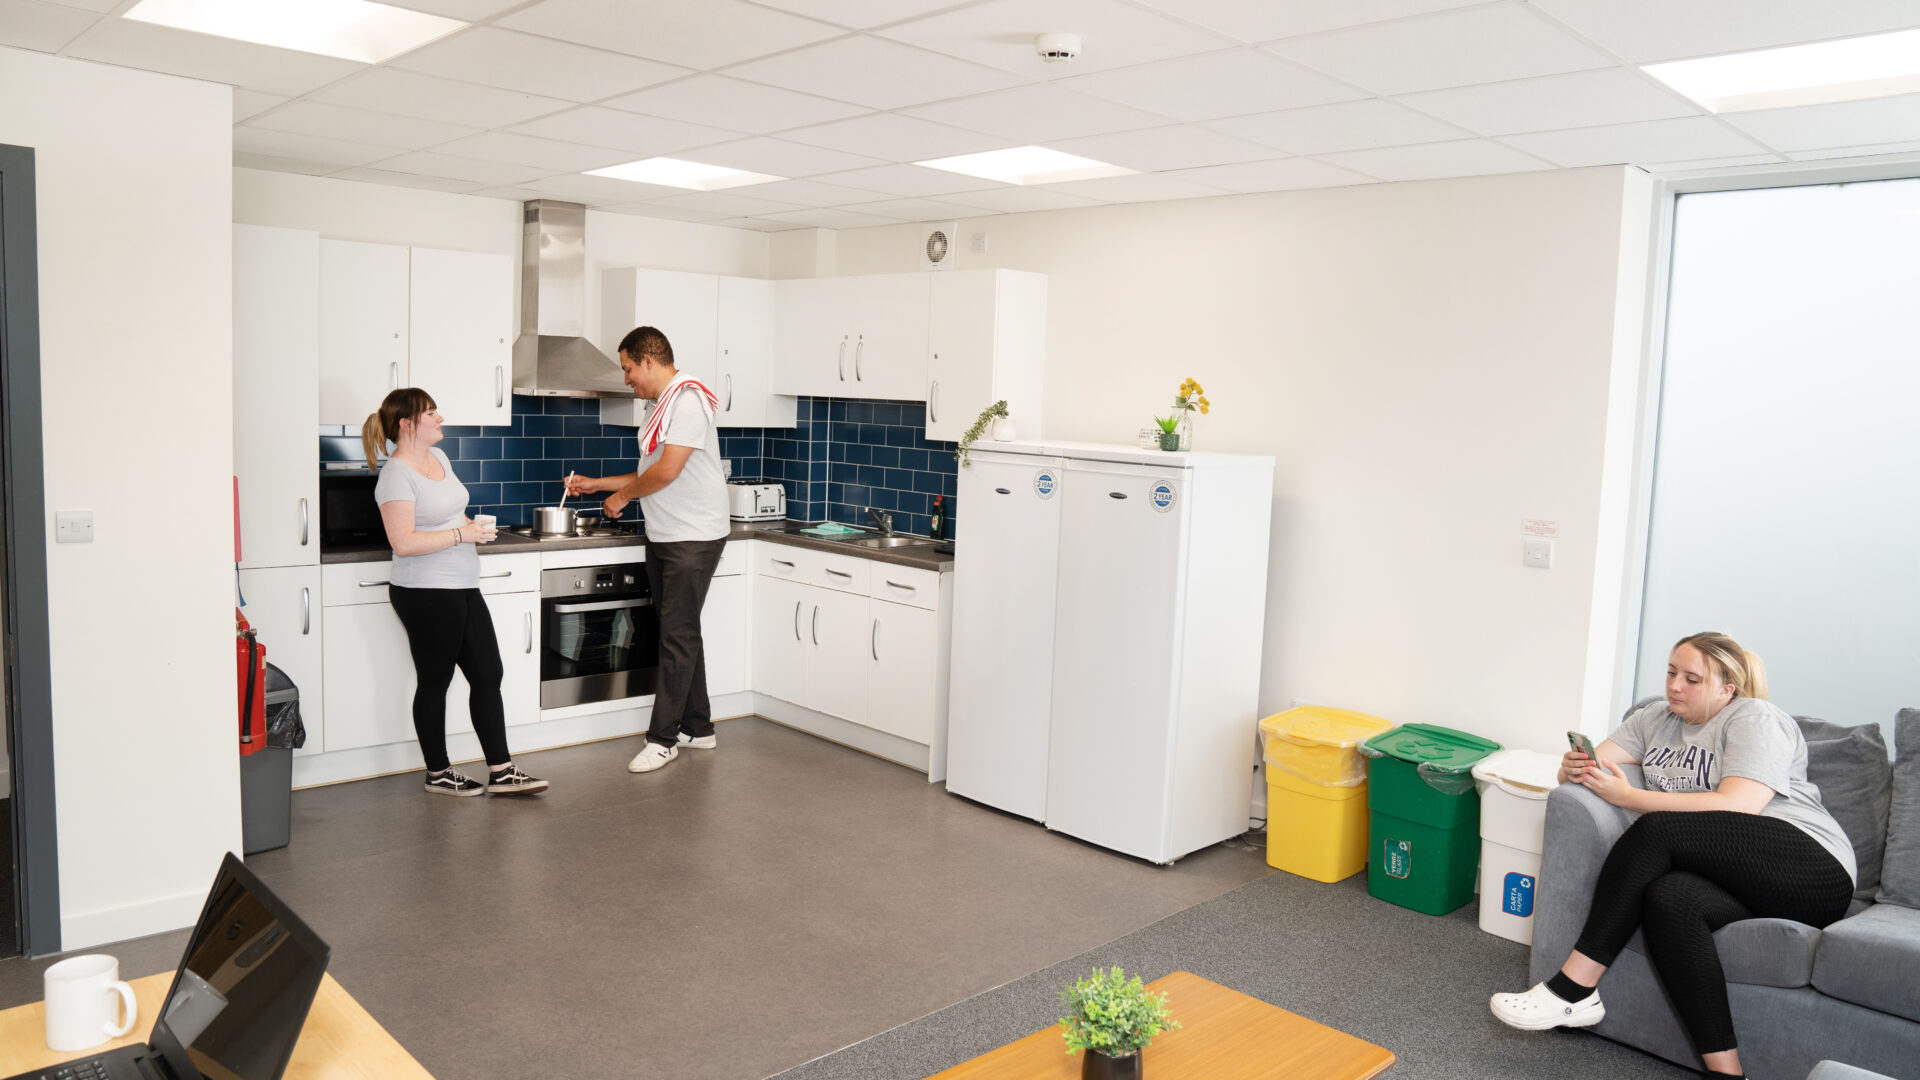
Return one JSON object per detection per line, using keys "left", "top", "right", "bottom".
{"left": 922, "top": 221, "right": 957, "bottom": 272}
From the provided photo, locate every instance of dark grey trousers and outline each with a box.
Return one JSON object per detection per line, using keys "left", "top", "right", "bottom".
{"left": 643, "top": 537, "right": 727, "bottom": 748}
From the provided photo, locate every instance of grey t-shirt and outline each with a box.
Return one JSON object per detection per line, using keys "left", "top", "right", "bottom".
{"left": 1609, "top": 697, "right": 1857, "bottom": 883}
{"left": 373, "top": 447, "right": 479, "bottom": 589}
{"left": 636, "top": 384, "right": 729, "bottom": 543}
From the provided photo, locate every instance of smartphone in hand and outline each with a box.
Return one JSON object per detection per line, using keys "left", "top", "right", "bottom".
{"left": 1567, "top": 730, "right": 1597, "bottom": 759}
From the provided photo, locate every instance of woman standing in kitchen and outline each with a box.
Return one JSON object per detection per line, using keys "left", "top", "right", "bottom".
{"left": 363, "top": 387, "right": 549, "bottom": 797}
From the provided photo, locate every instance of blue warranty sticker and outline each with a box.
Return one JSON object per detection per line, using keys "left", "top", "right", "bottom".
{"left": 1384, "top": 838, "right": 1411, "bottom": 880}
{"left": 1503, "top": 872, "right": 1535, "bottom": 917}
{"left": 1149, "top": 480, "right": 1177, "bottom": 512}
{"left": 1034, "top": 470, "right": 1058, "bottom": 499}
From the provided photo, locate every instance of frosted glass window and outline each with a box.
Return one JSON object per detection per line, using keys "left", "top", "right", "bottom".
{"left": 1636, "top": 179, "right": 1920, "bottom": 743}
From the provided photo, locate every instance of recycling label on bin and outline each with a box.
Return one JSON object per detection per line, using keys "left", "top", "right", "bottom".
{"left": 1503, "top": 873, "right": 1535, "bottom": 918}
{"left": 1383, "top": 838, "right": 1412, "bottom": 879}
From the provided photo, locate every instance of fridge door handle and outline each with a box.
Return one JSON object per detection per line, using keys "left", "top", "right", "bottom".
{"left": 1108, "top": 492, "right": 1129, "bottom": 499}
{"left": 994, "top": 487, "right": 1010, "bottom": 495}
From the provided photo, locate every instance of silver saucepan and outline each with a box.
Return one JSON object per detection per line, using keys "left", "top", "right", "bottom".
{"left": 532, "top": 506, "right": 578, "bottom": 535}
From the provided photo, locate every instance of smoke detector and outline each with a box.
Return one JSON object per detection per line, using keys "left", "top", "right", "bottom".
{"left": 1036, "top": 32, "right": 1081, "bottom": 63}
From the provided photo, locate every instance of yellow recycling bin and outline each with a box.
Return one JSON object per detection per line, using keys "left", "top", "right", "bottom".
{"left": 1261, "top": 706, "right": 1397, "bottom": 882}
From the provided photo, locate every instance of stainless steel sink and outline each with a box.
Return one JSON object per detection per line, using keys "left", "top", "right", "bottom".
{"left": 846, "top": 535, "right": 934, "bottom": 549}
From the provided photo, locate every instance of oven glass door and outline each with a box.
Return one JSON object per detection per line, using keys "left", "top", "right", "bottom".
{"left": 541, "top": 594, "right": 660, "bottom": 709}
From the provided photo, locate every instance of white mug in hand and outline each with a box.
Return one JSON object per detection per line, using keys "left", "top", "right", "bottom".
{"left": 472, "top": 514, "right": 497, "bottom": 542}
{"left": 44, "top": 954, "right": 138, "bottom": 1051}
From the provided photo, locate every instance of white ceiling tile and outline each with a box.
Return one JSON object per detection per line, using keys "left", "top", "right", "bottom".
{"left": 702, "top": 216, "right": 812, "bottom": 232}
{"left": 63, "top": 17, "right": 366, "bottom": 97}
{"left": 37, "top": 0, "right": 118, "bottom": 12}
{"left": 1131, "top": 0, "right": 1486, "bottom": 43}
{"left": 650, "top": 191, "right": 809, "bottom": 216}
{"left": 313, "top": 69, "right": 572, "bottom": 129}
{"left": 782, "top": 113, "right": 1009, "bottom": 161}
{"left": 1723, "top": 93, "right": 1920, "bottom": 152}
{"left": 467, "top": 185, "right": 562, "bottom": 201}
{"left": 248, "top": 101, "right": 480, "bottom": 150}
{"left": 368, "top": 150, "right": 554, "bottom": 186}
{"left": 1062, "top": 49, "right": 1364, "bottom": 122}
{"left": 1317, "top": 138, "right": 1555, "bottom": 181}
{"left": 499, "top": 0, "right": 843, "bottom": 69}
{"left": 524, "top": 173, "right": 686, "bottom": 202}
{"left": 433, "top": 131, "right": 634, "bottom": 172}
{"left": 841, "top": 196, "right": 998, "bottom": 220}
{"left": 749, "top": 0, "right": 971, "bottom": 31}
{"left": 328, "top": 167, "right": 492, "bottom": 193}
{"left": 1265, "top": 4, "right": 1612, "bottom": 96}
{"left": 937, "top": 186, "right": 1104, "bottom": 213}
{"left": 0, "top": 0, "right": 98, "bottom": 53}
{"left": 390, "top": 27, "right": 687, "bottom": 103}
{"left": 1040, "top": 172, "right": 1230, "bottom": 201}
{"left": 904, "top": 85, "right": 1170, "bottom": 144}
{"left": 1647, "top": 153, "right": 1790, "bottom": 169}
{"left": 1501, "top": 116, "right": 1766, "bottom": 167}
{"left": 1209, "top": 99, "right": 1469, "bottom": 155}
{"left": 809, "top": 164, "right": 1002, "bottom": 197}
{"left": 1528, "top": 0, "right": 1920, "bottom": 64}
{"left": 232, "top": 89, "right": 288, "bottom": 123}
{"left": 1050, "top": 125, "right": 1274, "bottom": 170}
{"left": 602, "top": 76, "right": 869, "bottom": 134}
{"left": 879, "top": 0, "right": 1232, "bottom": 79}
{"left": 1782, "top": 141, "right": 1920, "bottom": 162}
{"left": 724, "top": 34, "right": 1023, "bottom": 111}
{"left": 598, "top": 201, "right": 731, "bottom": 223}
{"left": 232, "top": 128, "right": 394, "bottom": 168}
{"left": 758, "top": 207, "right": 904, "bottom": 228}
{"left": 232, "top": 152, "right": 338, "bottom": 177}
{"left": 685, "top": 136, "right": 888, "bottom": 177}
{"left": 383, "top": 0, "right": 525, "bottom": 18}
{"left": 508, "top": 107, "right": 740, "bottom": 155}
{"left": 738, "top": 179, "right": 888, "bottom": 208}
{"left": 1162, "top": 157, "right": 1377, "bottom": 192}
{"left": 1395, "top": 68, "right": 1701, "bottom": 136}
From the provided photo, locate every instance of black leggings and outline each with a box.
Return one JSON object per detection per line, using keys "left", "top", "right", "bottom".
{"left": 1575, "top": 811, "right": 1853, "bottom": 1055}
{"left": 388, "top": 585, "right": 511, "bottom": 773}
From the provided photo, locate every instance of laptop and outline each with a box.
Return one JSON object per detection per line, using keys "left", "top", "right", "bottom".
{"left": 8, "top": 852, "right": 331, "bottom": 1080}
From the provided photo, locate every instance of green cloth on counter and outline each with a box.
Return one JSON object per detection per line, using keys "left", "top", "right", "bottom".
{"left": 800, "top": 522, "right": 865, "bottom": 536}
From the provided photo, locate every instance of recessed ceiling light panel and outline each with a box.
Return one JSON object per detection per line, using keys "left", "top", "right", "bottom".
{"left": 916, "top": 146, "right": 1133, "bottom": 186}
{"left": 1643, "top": 28, "right": 1920, "bottom": 113}
{"left": 586, "top": 158, "right": 785, "bottom": 191}
{"left": 123, "top": 0, "right": 467, "bottom": 64}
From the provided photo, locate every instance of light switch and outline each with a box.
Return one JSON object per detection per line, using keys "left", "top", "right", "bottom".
{"left": 56, "top": 510, "right": 94, "bottom": 544}
{"left": 1523, "top": 538, "right": 1552, "bottom": 569}
{"left": 971, "top": 231, "right": 989, "bottom": 253}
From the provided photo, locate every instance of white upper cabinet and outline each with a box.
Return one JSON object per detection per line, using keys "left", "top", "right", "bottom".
{"left": 409, "top": 247, "right": 513, "bottom": 429}
{"left": 235, "top": 224, "right": 320, "bottom": 569}
{"left": 602, "top": 266, "right": 719, "bottom": 388}
{"left": 602, "top": 268, "right": 800, "bottom": 428}
{"left": 319, "top": 239, "right": 409, "bottom": 427}
{"left": 772, "top": 276, "right": 848, "bottom": 398}
{"left": 849, "top": 273, "right": 930, "bottom": 401}
{"left": 927, "top": 269, "right": 1048, "bottom": 442}
{"left": 715, "top": 276, "right": 796, "bottom": 430}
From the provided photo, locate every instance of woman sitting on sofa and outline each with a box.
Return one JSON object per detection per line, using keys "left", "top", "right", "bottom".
{"left": 1490, "top": 631, "right": 1856, "bottom": 1080}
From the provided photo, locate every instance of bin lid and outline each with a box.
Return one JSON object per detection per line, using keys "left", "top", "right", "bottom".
{"left": 1259, "top": 706, "right": 1395, "bottom": 748}
{"left": 1471, "top": 749, "right": 1563, "bottom": 799}
{"left": 1363, "top": 723, "right": 1501, "bottom": 772}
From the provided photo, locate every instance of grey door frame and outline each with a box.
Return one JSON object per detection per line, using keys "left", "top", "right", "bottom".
{"left": 1, "top": 142, "right": 61, "bottom": 958}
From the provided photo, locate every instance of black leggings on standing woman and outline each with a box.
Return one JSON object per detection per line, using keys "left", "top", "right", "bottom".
{"left": 388, "top": 585, "right": 511, "bottom": 773}
{"left": 1574, "top": 810, "right": 1853, "bottom": 1054}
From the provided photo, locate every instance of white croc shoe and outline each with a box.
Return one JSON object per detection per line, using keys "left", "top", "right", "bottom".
{"left": 627, "top": 742, "right": 679, "bottom": 773}
{"left": 1490, "top": 982, "right": 1605, "bottom": 1031}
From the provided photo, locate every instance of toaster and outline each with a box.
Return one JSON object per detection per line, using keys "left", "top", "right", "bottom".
{"left": 728, "top": 482, "right": 786, "bottom": 521}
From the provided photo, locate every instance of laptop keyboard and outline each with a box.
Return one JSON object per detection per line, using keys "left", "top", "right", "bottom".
{"left": 38, "top": 1060, "right": 108, "bottom": 1080}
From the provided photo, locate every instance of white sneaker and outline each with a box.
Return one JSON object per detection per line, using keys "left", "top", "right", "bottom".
{"left": 676, "top": 732, "right": 717, "bottom": 750}
{"left": 1490, "top": 982, "right": 1605, "bottom": 1031}
{"left": 627, "top": 742, "right": 678, "bottom": 773}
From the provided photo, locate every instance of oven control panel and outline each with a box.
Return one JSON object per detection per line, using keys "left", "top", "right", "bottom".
{"left": 541, "top": 566, "right": 645, "bottom": 598}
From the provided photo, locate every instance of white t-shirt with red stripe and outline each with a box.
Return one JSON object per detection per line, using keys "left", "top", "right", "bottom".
{"left": 636, "top": 378, "right": 728, "bottom": 543}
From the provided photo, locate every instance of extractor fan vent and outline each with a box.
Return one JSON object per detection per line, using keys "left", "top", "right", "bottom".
{"left": 922, "top": 221, "right": 956, "bottom": 271}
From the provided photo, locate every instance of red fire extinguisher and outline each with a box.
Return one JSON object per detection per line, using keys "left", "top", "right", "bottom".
{"left": 237, "top": 608, "right": 267, "bottom": 756}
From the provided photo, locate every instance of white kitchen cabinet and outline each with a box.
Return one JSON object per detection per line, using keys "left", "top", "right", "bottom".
{"left": 715, "top": 276, "right": 796, "bottom": 430}
{"left": 238, "top": 565, "right": 324, "bottom": 756}
{"left": 927, "top": 270, "right": 1047, "bottom": 442}
{"left": 865, "top": 598, "right": 937, "bottom": 745}
{"left": 806, "top": 587, "right": 869, "bottom": 725}
{"left": 235, "top": 224, "right": 320, "bottom": 570}
{"left": 772, "top": 276, "right": 846, "bottom": 397}
{"left": 319, "top": 239, "right": 409, "bottom": 426}
{"left": 752, "top": 573, "right": 809, "bottom": 705}
{"left": 459, "top": 589, "right": 539, "bottom": 729}
{"left": 409, "top": 246, "right": 512, "bottom": 428}
{"left": 322, "top": 601, "right": 424, "bottom": 753}
{"left": 702, "top": 574, "right": 748, "bottom": 697}
{"left": 849, "top": 273, "right": 930, "bottom": 401}
{"left": 600, "top": 267, "right": 717, "bottom": 426}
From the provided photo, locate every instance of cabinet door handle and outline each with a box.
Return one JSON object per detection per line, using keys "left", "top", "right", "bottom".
{"left": 871, "top": 617, "right": 879, "bottom": 662}
{"left": 811, "top": 604, "right": 819, "bottom": 645}
{"left": 854, "top": 339, "right": 864, "bottom": 381}
{"left": 479, "top": 569, "right": 512, "bottom": 580}
{"left": 496, "top": 365, "right": 504, "bottom": 408}
{"left": 358, "top": 579, "right": 388, "bottom": 588}
{"left": 837, "top": 340, "right": 846, "bottom": 381}
{"left": 390, "top": 361, "right": 399, "bottom": 389}
{"left": 525, "top": 611, "right": 533, "bottom": 654}
{"left": 772, "top": 558, "right": 794, "bottom": 569}
{"left": 301, "top": 587, "right": 311, "bottom": 635}
{"left": 885, "top": 579, "right": 915, "bottom": 593}
{"left": 929, "top": 379, "right": 938, "bottom": 423}
{"left": 725, "top": 373, "right": 734, "bottom": 412}
{"left": 793, "top": 599, "right": 801, "bottom": 641}
{"left": 299, "top": 497, "right": 309, "bottom": 547}
{"left": 825, "top": 567, "right": 851, "bottom": 579}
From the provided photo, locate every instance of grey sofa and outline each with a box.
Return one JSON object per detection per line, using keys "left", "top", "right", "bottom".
{"left": 1529, "top": 709, "right": 1920, "bottom": 1080}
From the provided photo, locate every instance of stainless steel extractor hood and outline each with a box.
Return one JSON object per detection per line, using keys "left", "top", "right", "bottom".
{"left": 512, "top": 200, "right": 633, "bottom": 398}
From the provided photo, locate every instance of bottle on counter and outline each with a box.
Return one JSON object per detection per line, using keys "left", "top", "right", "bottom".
{"left": 930, "top": 495, "right": 945, "bottom": 541}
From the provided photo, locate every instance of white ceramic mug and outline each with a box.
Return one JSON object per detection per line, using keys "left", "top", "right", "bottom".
{"left": 472, "top": 513, "right": 497, "bottom": 541}
{"left": 44, "top": 954, "right": 137, "bottom": 1052}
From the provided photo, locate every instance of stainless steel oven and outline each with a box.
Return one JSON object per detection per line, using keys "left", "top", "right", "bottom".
{"left": 540, "top": 563, "right": 660, "bottom": 709}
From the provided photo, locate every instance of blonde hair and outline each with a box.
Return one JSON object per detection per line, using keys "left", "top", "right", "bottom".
{"left": 361, "top": 387, "right": 436, "bottom": 470}
{"left": 1672, "top": 631, "right": 1769, "bottom": 701}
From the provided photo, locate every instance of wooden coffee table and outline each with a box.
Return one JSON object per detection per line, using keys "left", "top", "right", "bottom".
{"left": 930, "top": 971, "right": 1394, "bottom": 1080}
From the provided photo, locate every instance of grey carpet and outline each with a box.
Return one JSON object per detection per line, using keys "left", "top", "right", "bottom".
{"left": 769, "top": 868, "right": 1698, "bottom": 1080}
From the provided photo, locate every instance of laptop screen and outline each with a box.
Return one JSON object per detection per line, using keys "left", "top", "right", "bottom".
{"left": 149, "top": 856, "right": 329, "bottom": 1080}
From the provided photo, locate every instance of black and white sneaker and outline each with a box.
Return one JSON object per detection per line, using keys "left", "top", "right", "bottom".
{"left": 424, "top": 768, "right": 485, "bottom": 796}
{"left": 676, "top": 731, "right": 717, "bottom": 750}
{"left": 486, "top": 765, "right": 549, "bottom": 796}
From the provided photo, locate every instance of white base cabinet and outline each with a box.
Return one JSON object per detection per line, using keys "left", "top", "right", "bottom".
{"left": 238, "top": 565, "right": 324, "bottom": 756}
{"left": 702, "top": 557, "right": 749, "bottom": 697}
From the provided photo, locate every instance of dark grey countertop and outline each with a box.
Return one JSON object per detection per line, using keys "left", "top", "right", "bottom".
{"left": 320, "top": 519, "right": 954, "bottom": 572}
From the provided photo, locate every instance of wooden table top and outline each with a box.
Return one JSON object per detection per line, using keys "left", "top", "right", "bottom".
{"left": 930, "top": 971, "right": 1395, "bottom": 1080}
{"left": 0, "top": 971, "right": 434, "bottom": 1079}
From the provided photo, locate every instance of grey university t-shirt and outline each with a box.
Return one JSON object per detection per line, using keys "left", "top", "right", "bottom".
{"left": 1609, "top": 697, "right": 1857, "bottom": 883}
{"left": 373, "top": 446, "right": 480, "bottom": 589}
{"left": 636, "top": 386, "right": 729, "bottom": 543}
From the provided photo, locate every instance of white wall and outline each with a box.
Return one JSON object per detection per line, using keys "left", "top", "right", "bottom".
{"left": 1, "top": 46, "right": 238, "bottom": 948}
{"left": 834, "top": 167, "right": 1654, "bottom": 754}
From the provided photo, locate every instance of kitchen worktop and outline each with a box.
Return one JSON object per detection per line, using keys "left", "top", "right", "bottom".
{"left": 319, "top": 519, "right": 955, "bottom": 572}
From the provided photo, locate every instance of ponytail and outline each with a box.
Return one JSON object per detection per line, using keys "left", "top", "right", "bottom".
{"left": 1673, "top": 632, "right": 1768, "bottom": 701}
{"left": 361, "top": 412, "right": 386, "bottom": 471}
{"left": 363, "top": 387, "right": 437, "bottom": 470}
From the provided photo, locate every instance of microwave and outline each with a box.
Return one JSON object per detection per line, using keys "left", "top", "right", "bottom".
{"left": 319, "top": 469, "right": 384, "bottom": 548}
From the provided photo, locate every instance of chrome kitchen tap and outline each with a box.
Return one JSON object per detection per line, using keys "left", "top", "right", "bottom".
{"left": 867, "top": 507, "right": 894, "bottom": 536}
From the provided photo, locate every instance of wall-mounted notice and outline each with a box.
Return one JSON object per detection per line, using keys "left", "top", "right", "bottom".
{"left": 1523, "top": 519, "right": 1560, "bottom": 537}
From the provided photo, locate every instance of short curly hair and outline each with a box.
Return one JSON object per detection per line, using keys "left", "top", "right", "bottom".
{"left": 617, "top": 325, "right": 674, "bottom": 367}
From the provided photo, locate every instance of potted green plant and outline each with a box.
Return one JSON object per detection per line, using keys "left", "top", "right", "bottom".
{"left": 1151, "top": 413, "right": 1182, "bottom": 451}
{"left": 956, "top": 399, "right": 1009, "bottom": 468}
{"left": 1057, "top": 967, "right": 1179, "bottom": 1080}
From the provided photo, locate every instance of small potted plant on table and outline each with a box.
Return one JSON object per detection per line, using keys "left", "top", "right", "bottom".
{"left": 1058, "top": 967, "right": 1179, "bottom": 1080}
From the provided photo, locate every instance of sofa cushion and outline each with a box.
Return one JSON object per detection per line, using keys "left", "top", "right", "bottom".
{"left": 1796, "top": 716, "right": 1893, "bottom": 899}
{"left": 1622, "top": 917, "right": 1820, "bottom": 988}
{"left": 1811, "top": 903, "right": 1920, "bottom": 1023}
{"left": 1877, "top": 709, "right": 1920, "bottom": 908}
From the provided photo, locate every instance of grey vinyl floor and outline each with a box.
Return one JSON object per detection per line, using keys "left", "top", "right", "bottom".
{"left": 0, "top": 717, "right": 1272, "bottom": 1079}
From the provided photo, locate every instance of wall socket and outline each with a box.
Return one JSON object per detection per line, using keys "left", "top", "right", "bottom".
{"left": 55, "top": 510, "right": 94, "bottom": 544}
{"left": 1523, "top": 538, "right": 1553, "bottom": 569}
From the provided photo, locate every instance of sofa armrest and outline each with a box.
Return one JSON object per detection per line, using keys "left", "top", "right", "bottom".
{"left": 1528, "top": 768, "right": 1643, "bottom": 985}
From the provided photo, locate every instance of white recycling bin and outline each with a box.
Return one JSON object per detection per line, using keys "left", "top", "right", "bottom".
{"left": 1471, "top": 749, "right": 1565, "bottom": 944}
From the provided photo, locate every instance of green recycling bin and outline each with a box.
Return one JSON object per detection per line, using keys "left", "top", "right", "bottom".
{"left": 1363, "top": 723, "right": 1501, "bottom": 915}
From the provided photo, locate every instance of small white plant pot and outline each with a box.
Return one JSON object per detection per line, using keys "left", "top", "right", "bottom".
{"left": 990, "top": 416, "right": 1017, "bottom": 441}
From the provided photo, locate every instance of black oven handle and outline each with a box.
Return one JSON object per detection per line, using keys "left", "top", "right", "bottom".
{"left": 550, "top": 597, "right": 655, "bottom": 614}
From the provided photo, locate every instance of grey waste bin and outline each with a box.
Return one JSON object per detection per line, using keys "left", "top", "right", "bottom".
{"left": 240, "top": 663, "right": 301, "bottom": 855}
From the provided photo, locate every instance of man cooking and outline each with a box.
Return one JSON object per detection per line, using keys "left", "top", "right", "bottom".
{"left": 563, "top": 326, "right": 729, "bottom": 774}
